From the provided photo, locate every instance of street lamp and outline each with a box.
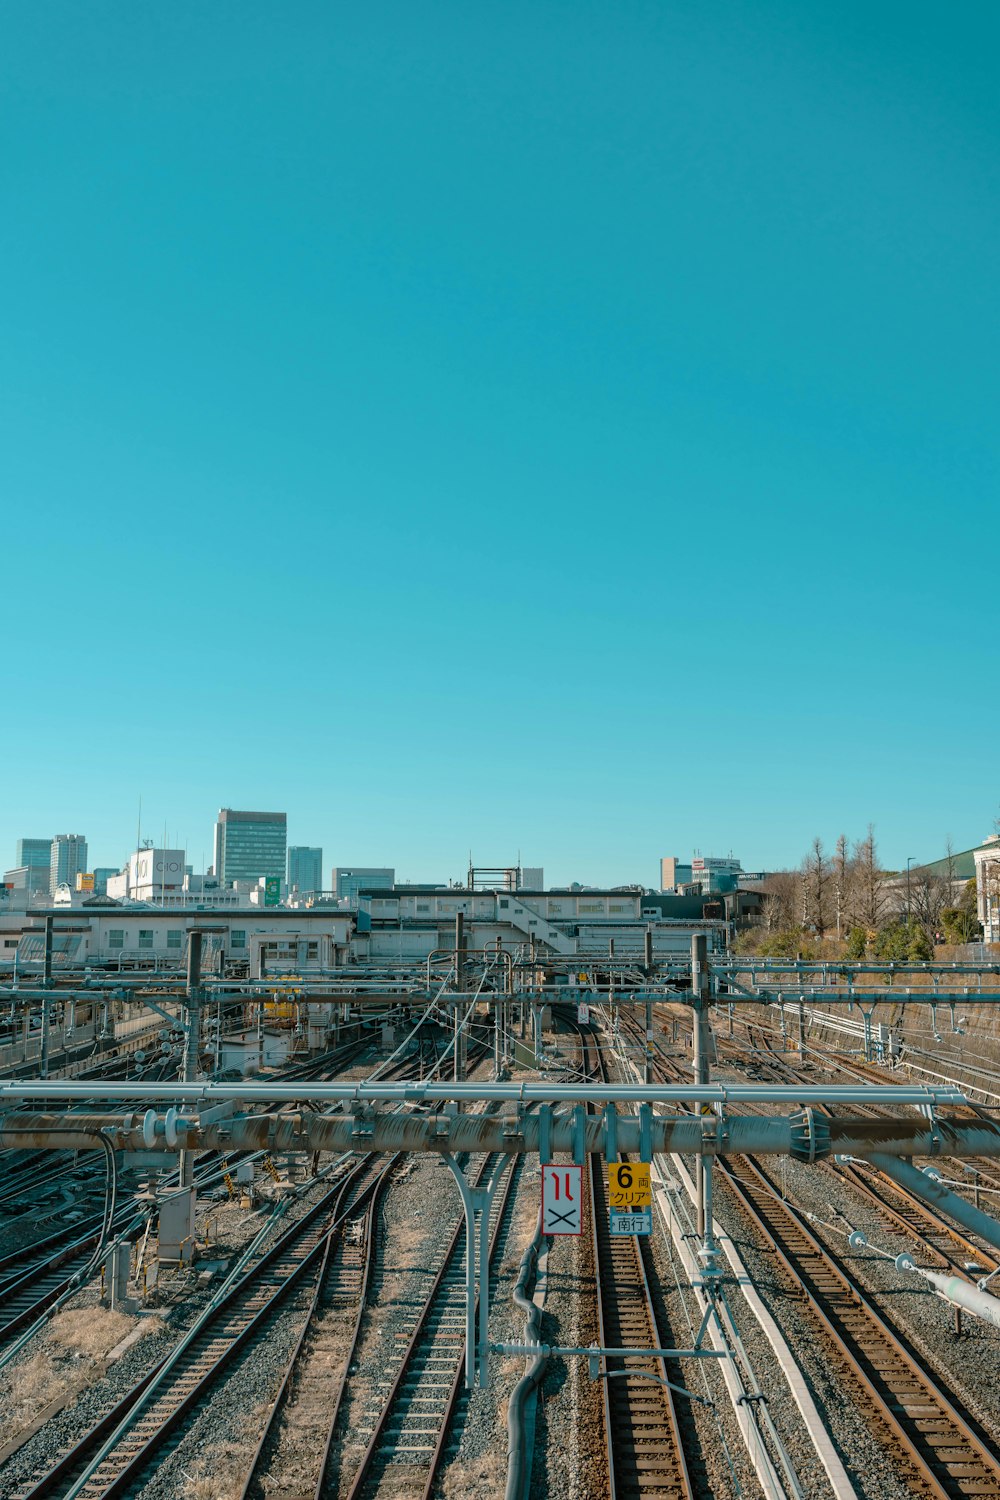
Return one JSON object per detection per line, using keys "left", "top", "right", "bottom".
{"left": 906, "top": 857, "right": 917, "bottom": 926}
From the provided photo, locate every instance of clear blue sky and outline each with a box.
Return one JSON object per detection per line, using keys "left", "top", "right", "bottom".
{"left": 2, "top": 2, "right": 997, "bottom": 886}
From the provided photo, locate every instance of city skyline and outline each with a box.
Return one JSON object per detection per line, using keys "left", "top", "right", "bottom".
{"left": 3, "top": 805, "right": 992, "bottom": 893}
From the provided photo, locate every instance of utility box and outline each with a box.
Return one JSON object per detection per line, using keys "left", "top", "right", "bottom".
{"left": 158, "top": 1188, "right": 197, "bottom": 1265}
{"left": 105, "top": 1243, "right": 131, "bottom": 1308}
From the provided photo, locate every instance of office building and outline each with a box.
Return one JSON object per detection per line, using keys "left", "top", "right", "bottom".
{"left": 689, "top": 855, "right": 743, "bottom": 894}
{"left": 51, "top": 834, "right": 88, "bottom": 892}
{"left": 92, "top": 868, "right": 119, "bottom": 897}
{"left": 17, "top": 838, "right": 51, "bottom": 874}
{"left": 288, "top": 846, "right": 323, "bottom": 895}
{"left": 3, "top": 864, "right": 51, "bottom": 897}
{"left": 214, "top": 810, "right": 287, "bottom": 885}
{"left": 335, "top": 867, "right": 395, "bottom": 904}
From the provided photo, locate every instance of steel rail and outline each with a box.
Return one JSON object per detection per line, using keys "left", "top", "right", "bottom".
{"left": 582, "top": 1025, "right": 697, "bottom": 1500}
{"left": 719, "top": 1027, "right": 1000, "bottom": 1277}
{"left": 235, "top": 1156, "right": 399, "bottom": 1500}
{"left": 340, "top": 1149, "right": 520, "bottom": 1500}
{"left": 719, "top": 1154, "right": 1000, "bottom": 1499}
{"left": 17, "top": 1159, "right": 383, "bottom": 1500}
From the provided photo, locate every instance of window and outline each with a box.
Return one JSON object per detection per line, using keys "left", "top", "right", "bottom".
{"left": 138, "top": 930, "right": 154, "bottom": 949}
{"left": 306, "top": 941, "right": 318, "bottom": 959}
{"left": 231, "top": 930, "right": 246, "bottom": 949}
{"left": 108, "top": 930, "right": 124, "bottom": 950}
{"left": 499, "top": 899, "right": 509, "bottom": 909}
{"left": 167, "top": 931, "right": 182, "bottom": 949}
{"left": 416, "top": 903, "right": 430, "bottom": 913}
{"left": 4, "top": 939, "right": 17, "bottom": 948}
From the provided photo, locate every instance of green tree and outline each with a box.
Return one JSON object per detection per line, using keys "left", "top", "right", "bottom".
{"left": 873, "top": 922, "right": 911, "bottom": 962}
{"left": 844, "top": 926, "right": 868, "bottom": 960}
{"left": 906, "top": 922, "right": 933, "bottom": 962}
{"left": 942, "top": 879, "right": 982, "bottom": 944}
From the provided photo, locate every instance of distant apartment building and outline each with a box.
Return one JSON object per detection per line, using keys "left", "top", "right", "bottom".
{"left": 335, "top": 867, "right": 395, "bottom": 904}
{"left": 214, "top": 810, "right": 287, "bottom": 885}
{"left": 660, "top": 857, "right": 693, "bottom": 891}
{"left": 288, "top": 846, "right": 323, "bottom": 895}
{"left": 51, "top": 834, "right": 88, "bottom": 892}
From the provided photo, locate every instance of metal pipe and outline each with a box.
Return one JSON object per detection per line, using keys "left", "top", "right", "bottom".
{"left": 898, "top": 1262, "right": 1000, "bottom": 1331}
{"left": 7, "top": 1111, "right": 1000, "bottom": 1162}
{"left": 0, "top": 1080, "right": 968, "bottom": 1106}
{"left": 869, "top": 1153, "right": 1000, "bottom": 1256}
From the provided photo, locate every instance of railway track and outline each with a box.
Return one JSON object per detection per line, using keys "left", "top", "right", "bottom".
{"left": 618, "top": 1005, "right": 1000, "bottom": 1497}
{"left": 237, "top": 1157, "right": 395, "bottom": 1499}
{"left": 721, "top": 1025, "right": 1000, "bottom": 1277}
{"left": 720, "top": 1153, "right": 1000, "bottom": 1499}
{"left": 0, "top": 1036, "right": 381, "bottom": 1355}
{"left": 589, "top": 1152, "right": 698, "bottom": 1499}
{"left": 6, "top": 1155, "right": 392, "bottom": 1500}
{"left": 339, "top": 1148, "right": 521, "bottom": 1500}
{"left": 575, "top": 1020, "right": 701, "bottom": 1500}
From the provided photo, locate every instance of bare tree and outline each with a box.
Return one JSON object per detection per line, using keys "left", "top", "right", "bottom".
{"left": 833, "top": 833, "right": 852, "bottom": 941}
{"left": 909, "top": 865, "right": 947, "bottom": 938}
{"left": 758, "top": 871, "right": 800, "bottom": 932}
{"left": 852, "top": 824, "right": 887, "bottom": 929}
{"left": 802, "top": 836, "right": 830, "bottom": 936}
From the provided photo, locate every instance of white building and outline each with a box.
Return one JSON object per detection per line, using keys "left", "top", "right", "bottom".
{"left": 106, "top": 848, "right": 187, "bottom": 903}
{"left": 51, "top": 835, "right": 88, "bottom": 892}
{"left": 0, "top": 905, "right": 355, "bottom": 977}
{"left": 974, "top": 835, "right": 1000, "bottom": 944}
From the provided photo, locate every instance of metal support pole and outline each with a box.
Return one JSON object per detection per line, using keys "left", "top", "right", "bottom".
{"left": 644, "top": 929, "right": 654, "bottom": 1085}
{"left": 40, "top": 915, "right": 54, "bottom": 1080}
{"left": 43, "top": 914, "right": 53, "bottom": 986}
{"left": 797, "top": 1002, "right": 806, "bottom": 1062}
{"left": 441, "top": 1153, "right": 504, "bottom": 1388}
{"left": 180, "top": 930, "right": 203, "bottom": 1189}
{"left": 691, "top": 935, "right": 714, "bottom": 1251}
{"left": 494, "top": 937, "right": 503, "bottom": 1075}
{"left": 454, "top": 913, "right": 466, "bottom": 1089}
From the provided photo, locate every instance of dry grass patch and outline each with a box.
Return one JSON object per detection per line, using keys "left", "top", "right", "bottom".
{"left": 181, "top": 1451, "right": 249, "bottom": 1499}
{"left": 0, "top": 1350, "right": 72, "bottom": 1446}
{"left": 48, "top": 1306, "right": 133, "bottom": 1358}
{"left": 442, "top": 1451, "right": 505, "bottom": 1496}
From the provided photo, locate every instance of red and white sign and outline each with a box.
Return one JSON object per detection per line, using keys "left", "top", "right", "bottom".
{"left": 541, "top": 1163, "right": 583, "bottom": 1234}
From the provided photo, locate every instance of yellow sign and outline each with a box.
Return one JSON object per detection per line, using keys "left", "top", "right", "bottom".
{"left": 76, "top": 872, "right": 95, "bottom": 892}
{"left": 608, "top": 1162, "right": 651, "bottom": 1208}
